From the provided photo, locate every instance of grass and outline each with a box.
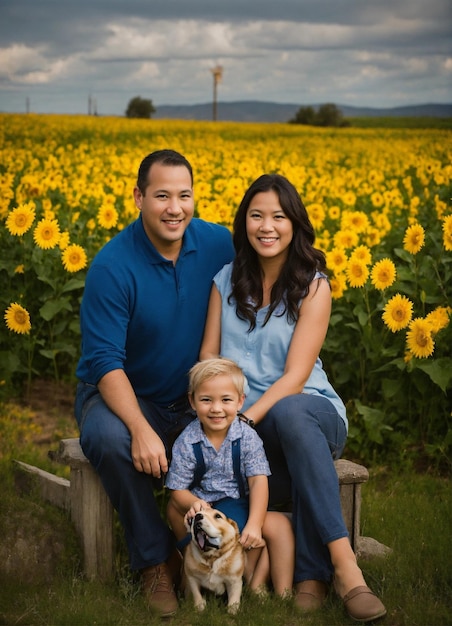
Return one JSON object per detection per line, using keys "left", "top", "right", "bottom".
{"left": 1, "top": 401, "right": 451, "bottom": 625}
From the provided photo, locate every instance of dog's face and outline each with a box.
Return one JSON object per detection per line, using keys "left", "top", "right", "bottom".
{"left": 186, "top": 508, "right": 239, "bottom": 553}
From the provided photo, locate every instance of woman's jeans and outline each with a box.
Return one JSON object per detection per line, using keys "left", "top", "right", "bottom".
{"left": 256, "top": 393, "right": 347, "bottom": 583}
{"left": 74, "top": 382, "right": 194, "bottom": 571}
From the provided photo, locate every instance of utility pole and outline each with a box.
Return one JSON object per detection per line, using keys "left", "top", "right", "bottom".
{"left": 211, "top": 65, "right": 223, "bottom": 121}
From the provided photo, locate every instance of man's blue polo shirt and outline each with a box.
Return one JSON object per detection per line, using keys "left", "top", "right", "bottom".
{"left": 76, "top": 215, "right": 234, "bottom": 405}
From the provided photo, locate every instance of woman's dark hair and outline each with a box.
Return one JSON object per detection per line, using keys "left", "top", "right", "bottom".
{"left": 136, "top": 149, "right": 193, "bottom": 195}
{"left": 230, "top": 173, "right": 326, "bottom": 330}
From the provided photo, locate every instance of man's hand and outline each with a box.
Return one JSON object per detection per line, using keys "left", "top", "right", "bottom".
{"left": 130, "top": 423, "right": 168, "bottom": 477}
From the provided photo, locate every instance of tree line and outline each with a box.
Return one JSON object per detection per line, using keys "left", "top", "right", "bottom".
{"left": 125, "top": 96, "right": 348, "bottom": 127}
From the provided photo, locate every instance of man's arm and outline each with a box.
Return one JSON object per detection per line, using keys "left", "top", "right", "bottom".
{"left": 98, "top": 369, "right": 168, "bottom": 477}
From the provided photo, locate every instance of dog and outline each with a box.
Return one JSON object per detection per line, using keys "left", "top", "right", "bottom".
{"left": 184, "top": 508, "right": 245, "bottom": 614}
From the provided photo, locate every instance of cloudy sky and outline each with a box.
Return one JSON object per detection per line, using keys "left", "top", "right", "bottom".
{"left": 1, "top": 0, "right": 451, "bottom": 115}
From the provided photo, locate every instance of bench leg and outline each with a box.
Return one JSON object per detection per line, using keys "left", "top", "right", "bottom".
{"left": 70, "top": 464, "right": 115, "bottom": 581}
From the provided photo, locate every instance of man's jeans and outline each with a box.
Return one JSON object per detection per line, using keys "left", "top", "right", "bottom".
{"left": 75, "top": 382, "right": 193, "bottom": 570}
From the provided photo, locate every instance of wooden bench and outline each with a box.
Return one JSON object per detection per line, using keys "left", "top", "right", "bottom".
{"left": 16, "top": 438, "right": 390, "bottom": 581}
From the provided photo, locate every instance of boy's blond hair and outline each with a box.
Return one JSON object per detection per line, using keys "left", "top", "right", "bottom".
{"left": 188, "top": 357, "right": 245, "bottom": 397}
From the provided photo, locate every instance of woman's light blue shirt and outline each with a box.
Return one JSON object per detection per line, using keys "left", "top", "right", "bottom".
{"left": 214, "top": 263, "right": 347, "bottom": 429}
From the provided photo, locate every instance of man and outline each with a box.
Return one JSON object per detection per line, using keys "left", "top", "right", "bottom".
{"left": 75, "top": 149, "right": 234, "bottom": 616}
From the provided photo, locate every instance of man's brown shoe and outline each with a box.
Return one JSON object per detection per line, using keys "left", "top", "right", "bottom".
{"left": 294, "top": 580, "right": 328, "bottom": 612}
{"left": 141, "top": 562, "right": 178, "bottom": 616}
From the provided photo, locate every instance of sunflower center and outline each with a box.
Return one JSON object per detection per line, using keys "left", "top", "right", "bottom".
{"left": 15, "top": 311, "right": 27, "bottom": 324}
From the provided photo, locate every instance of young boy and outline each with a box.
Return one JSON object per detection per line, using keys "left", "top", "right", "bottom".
{"left": 166, "top": 357, "right": 294, "bottom": 597}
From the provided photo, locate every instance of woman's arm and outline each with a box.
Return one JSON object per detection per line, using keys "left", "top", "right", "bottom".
{"left": 199, "top": 284, "right": 222, "bottom": 359}
{"left": 245, "top": 277, "right": 332, "bottom": 425}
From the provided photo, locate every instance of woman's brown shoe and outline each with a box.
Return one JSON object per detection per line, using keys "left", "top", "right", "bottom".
{"left": 342, "top": 585, "right": 386, "bottom": 622}
{"left": 294, "top": 580, "right": 328, "bottom": 612}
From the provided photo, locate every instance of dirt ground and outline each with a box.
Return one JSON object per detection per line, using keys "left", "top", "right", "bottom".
{"left": 17, "top": 378, "right": 78, "bottom": 445}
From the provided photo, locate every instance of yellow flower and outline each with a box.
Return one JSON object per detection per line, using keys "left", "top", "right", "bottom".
{"left": 341, "top": 210, "right": 369, "bottom": 233}
{"left": 5, "top": 202, "right": 36, "bottom": 235}
{"left": 403, "top": 223, "right": 425, "bottom": 254}
{"left": 382, "top": 294, "right": 413, "bottom": 332}
{"left": 328, "top": 205, "right": 341, "bottom": 220}
{"left": 62, "top": 244, "right": 88, "bottom": 273}
{"left": 326, "top": 248, "right": 348, "bottom": 274}
{"left": 370, "top": 191, "right": 384, "bottom": 208}
{"left": 370, "top": 258, "right": 397, "bottom": 290}
{"left": 406, "top": 318, "right": 434, "bottom": 358}
{"left": 33, "top": 218, "right": 61, "bottom": 249}
{"left": 333, "top": 229, "right": 359, "bottom": 250}
{"left": 425, "top": 306, "right": 451, "bottom": 334}
{"left": 364, "top": 227, "right": 381, "bottom": 248}
{"left": 345, "top": 259, "right": 369, "bottom": 288}
{"left": 350, "top": 245, "right": 372, "bottom": 266}
{"left": 97, "top": 205, "right": 119, "bottom": 229}
{"left": 14, "top": 264, "right": 25, "bottom": 274}
{"left": 442, "top": 215, "right": 452, "bottom": 251}
{"left": 342, "top": 190, "right": 356, "bottom": 207}
{"left": 330, "top": 273, "right": 347, "bottom": 299}
{"left": 306, "top": 203, "right": 326, "bottom": 230}
{"left": 4, "top": 302, "right": 31, "bottom": 334}
{"left": 59, "top": 231, "right": 70, "bottom": 250}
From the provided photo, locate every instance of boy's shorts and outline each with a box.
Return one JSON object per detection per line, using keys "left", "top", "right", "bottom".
{"left": 211, "top": 497, "right": 249, "bottom": 532}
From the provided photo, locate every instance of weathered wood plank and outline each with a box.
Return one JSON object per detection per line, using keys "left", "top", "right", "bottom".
{"left": 14, "top": 460, "right": 70, "bottom": 510}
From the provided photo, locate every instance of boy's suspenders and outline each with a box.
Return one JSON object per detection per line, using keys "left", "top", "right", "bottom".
{"left": 190, "top": 439, "right": 247, "bottom": 499}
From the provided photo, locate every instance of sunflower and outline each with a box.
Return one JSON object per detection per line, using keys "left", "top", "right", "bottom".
{"left": 403, "top": 223, "right": 425, "bottom": 254}
{"left": 328, "top": 205, "right": 341, "bottom": 220}
{"left": 325, "top": 248, "right": 348, "bottom": 274}
{"left": 341, "top": 210, "right": 369, "bottom": 233}
{"left": 5, "top": 202, "right": 36, "bottom": 236}
{"left": 97, "top": 204, "right": 119, "bottom": 229}
{"left": 425, "top": 306, "right": 451, "bottom": 334}
{"left": 62, "top": 244, "right": 88, "bottom": 273}
{"left": 330, "top": 273, "right": 347, "bottom": 299}
{"left": 382, "top": 293, "right": 413, "bottom": 332}
{"left": 333, "top": 229, "right": 359, "bottom": 250}
{"left": 371, "top": 258, "right": 397, "bottom": 290}
{"left": 345, "top": 259, "right": 369, "bottom": 288}
{"left": 406, "top": 318, "right": 434, "bottom": 358}
{"left": 370, "top": 191, "right": 384, "bottom": 208}
{"left": 350, "top": 245, "right": 372, "bottom": 266}
{"left": 33, "top": 218, "right": 61, "bottom": 249}
{"left": 306, "top": 203, "right": 326, "bottom": 230}
{"left": 4, "top": 302, "right": 31, "bottom": 334}
{"left": 442, "top": 215, "right": 452, "bottom": 251}
{"left": 58, "top": 231, "right": 70, "bottom": 250}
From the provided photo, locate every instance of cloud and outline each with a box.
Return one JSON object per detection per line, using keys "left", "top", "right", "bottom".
{"left": 0, "top": 0, "right": 450, "bottom": 114}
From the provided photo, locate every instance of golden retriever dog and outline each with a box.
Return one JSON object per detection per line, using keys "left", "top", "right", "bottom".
{"left": 184, "top": 508, "right": 245, "bottom": 614}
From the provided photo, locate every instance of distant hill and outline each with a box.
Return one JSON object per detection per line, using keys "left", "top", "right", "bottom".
{"left": 153, "top": 101, "right": 452, "bottom": 123}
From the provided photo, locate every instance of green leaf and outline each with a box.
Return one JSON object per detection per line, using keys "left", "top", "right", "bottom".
{"left": 414, "top": 359, "right": 452, "bottom": 393}
{"left": 61, "top": 278, "right": 86, "bottom": 293}
{"left": 39, "top": 298, "right": 72, "bottom": 321}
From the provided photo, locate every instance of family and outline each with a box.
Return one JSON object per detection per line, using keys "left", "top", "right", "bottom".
{"left": 74, "top": 149, "right": 386, "bottom": 622}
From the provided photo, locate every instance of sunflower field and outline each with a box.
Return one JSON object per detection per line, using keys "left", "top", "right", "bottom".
{"left": 1, "top": 113, "right": 451, "bottom": 468}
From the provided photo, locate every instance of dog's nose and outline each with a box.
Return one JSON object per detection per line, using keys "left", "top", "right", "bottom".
{"left": 194, "top": 513, "right": 203, "bottom": 522}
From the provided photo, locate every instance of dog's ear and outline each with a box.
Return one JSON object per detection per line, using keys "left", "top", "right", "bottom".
{"left": 227, "top": 517, "right": 240, "bottom": 533}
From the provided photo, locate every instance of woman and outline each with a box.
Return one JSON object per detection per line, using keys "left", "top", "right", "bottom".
{"left": 200, "top": 174, "right": 386, "bottom": 622}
